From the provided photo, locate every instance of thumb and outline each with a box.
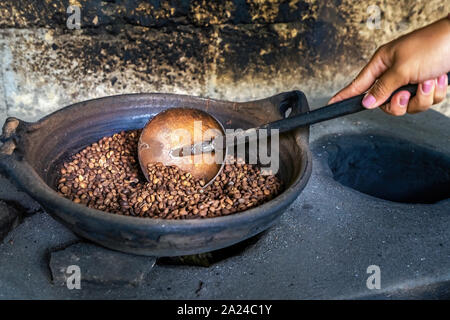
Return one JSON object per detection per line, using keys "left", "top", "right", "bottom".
{"left": 362, "top": 68, "right": 406, "bottom": 109}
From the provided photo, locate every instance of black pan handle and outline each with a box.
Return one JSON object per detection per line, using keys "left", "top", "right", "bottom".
{"left": 260, "top": 71, "right": 450, "bottom": 133}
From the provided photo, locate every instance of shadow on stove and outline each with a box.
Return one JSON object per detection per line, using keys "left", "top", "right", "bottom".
{"left": 157, "top": 232, "right": 265, "bottom": 267}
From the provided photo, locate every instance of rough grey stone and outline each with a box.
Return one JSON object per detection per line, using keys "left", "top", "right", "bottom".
{"left": 0, "top": 159, "right": 43, "bottom": 241}
{"left": 0, "top": 173, "right": 42, "bottom": 215}
{"left": 0, "top": 200, "right": 20, "bottom": 241}
{"left": 49, "top": 242, "right": 157, "bottom": 287}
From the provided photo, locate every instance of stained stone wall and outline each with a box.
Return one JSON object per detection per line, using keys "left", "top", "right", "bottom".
{"left": 0, "top": 0, "right": 449, "bottom": 123}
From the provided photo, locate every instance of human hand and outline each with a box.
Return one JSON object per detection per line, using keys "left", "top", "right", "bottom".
{"left": 329, "top": 16, "right": 450, "bottom": 116}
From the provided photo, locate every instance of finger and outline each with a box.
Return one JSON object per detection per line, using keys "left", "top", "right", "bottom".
{"left": 328, "top": 47, "right": 390, "bottom": 104}
{"left": 361, "top": 68, "right": 407, "bottom": 109}
{"left": 379, "top": 103, "right": 390, "bottom": 115}
{"left": 381, "top": 90, "right": 410, "bottom": 116}
{"left": 407, "top": 79, "right": 435, "bottom": 114}
{"left": 434, "top": 74, "right": 448, "bottom": 103}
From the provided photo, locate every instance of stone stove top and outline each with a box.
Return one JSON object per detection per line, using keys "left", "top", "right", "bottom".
{"left": 1, "top": 104, "right": 449, "bottom": 299}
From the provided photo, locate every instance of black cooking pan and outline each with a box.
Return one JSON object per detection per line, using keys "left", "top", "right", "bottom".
{"left": 0, "top": 78, "right": 440, "bottom": 256}
{"left": 0, "top": 92, "right": 312, "bottom": 256}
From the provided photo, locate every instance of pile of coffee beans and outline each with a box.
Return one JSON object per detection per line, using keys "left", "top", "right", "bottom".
{"left": 57, "top": 130, "right": 282, "bottom": 219}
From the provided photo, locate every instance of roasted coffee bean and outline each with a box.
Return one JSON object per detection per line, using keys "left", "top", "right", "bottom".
{"left": 57, "top": 130, "right": 282, "bottom": 219}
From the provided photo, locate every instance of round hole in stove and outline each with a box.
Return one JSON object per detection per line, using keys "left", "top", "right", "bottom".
{"left": 315, "top": 134, "right": 450, "bottom": 204}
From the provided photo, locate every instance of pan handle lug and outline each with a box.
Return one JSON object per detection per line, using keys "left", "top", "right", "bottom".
{"left": 0, "top": 117, "right": 30, "bottom": 160}
{"left": 277, "top": 90, "right": 309, "bottom": 119}
{"left": 0, "top": 117, "right": 22, "bottom": 159}
{"left": 1, "top": 117, "right": 20, "bottom": 143}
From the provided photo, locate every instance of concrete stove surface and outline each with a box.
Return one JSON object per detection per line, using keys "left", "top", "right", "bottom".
{"left": 0, "top": 105, "right": 449, "bottom": 299}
